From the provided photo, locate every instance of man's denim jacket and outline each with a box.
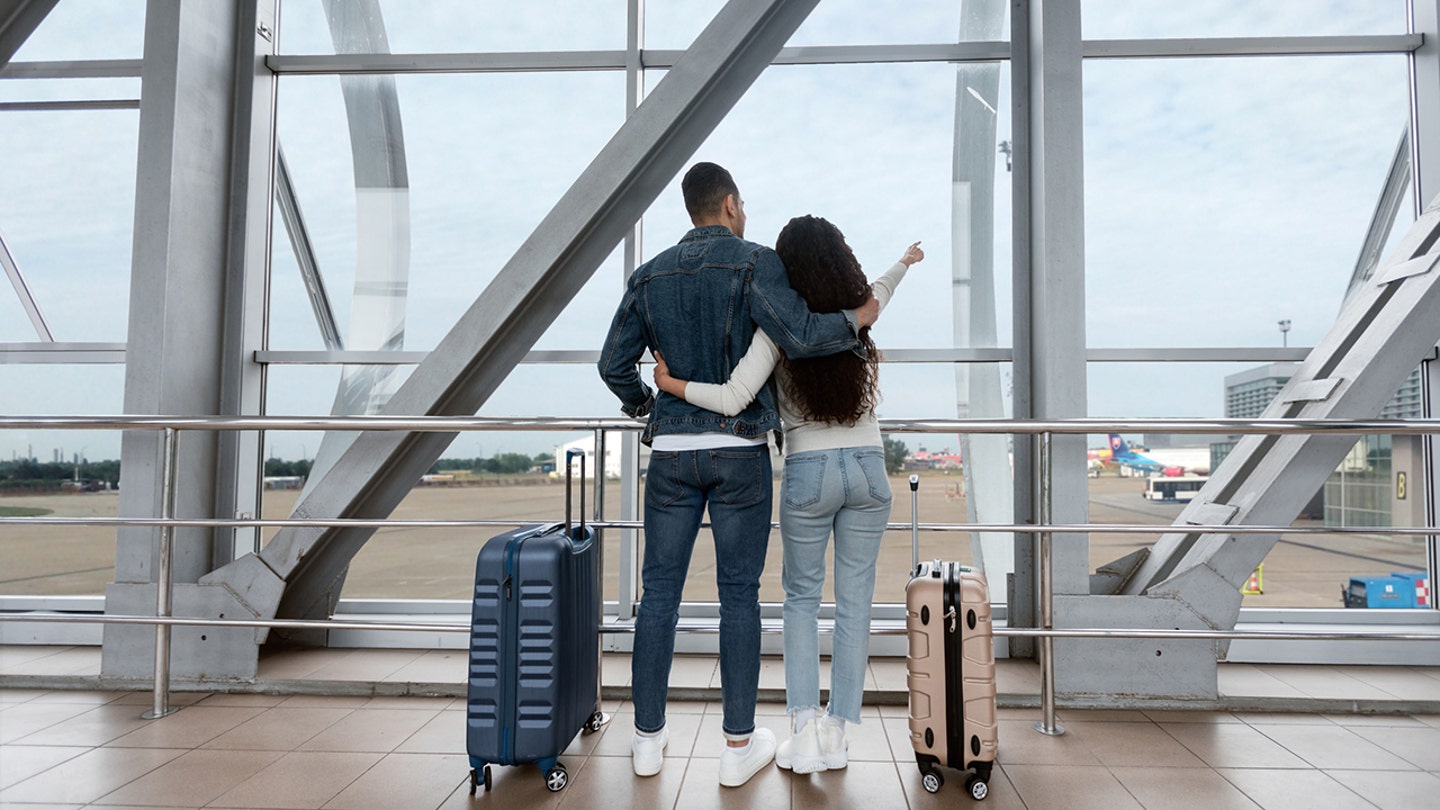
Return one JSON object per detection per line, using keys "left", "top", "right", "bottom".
{"left": 598, "top": 225, "right": 862, "bottom": 445}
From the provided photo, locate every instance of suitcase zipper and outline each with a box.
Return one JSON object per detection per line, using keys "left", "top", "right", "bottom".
{"left": 499, "top": 535, "right": 524, "bottom": 764}
{"left": 943, "top": 562, "right": 965, "bottom": 770}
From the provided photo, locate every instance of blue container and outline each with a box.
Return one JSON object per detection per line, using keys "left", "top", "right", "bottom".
{"left": 1343, "top": 574, "right": 1418, "bottom": 609}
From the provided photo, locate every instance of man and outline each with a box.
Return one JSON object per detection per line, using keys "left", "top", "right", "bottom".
{"left": 598, "top": 162, "right": 879, "bottom": 787}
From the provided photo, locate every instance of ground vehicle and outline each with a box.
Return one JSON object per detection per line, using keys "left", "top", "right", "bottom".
{"left": 1141, "top": 474, "right": 1208, "bottom": 502}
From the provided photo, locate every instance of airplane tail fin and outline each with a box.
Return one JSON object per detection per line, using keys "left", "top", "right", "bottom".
{"left": 1108, "top": 433, "right": 1130, "bottom": 457}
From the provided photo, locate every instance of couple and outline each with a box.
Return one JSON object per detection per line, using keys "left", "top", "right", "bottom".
{"left": 598, "top": 162, "right": 922, "bottom": 788}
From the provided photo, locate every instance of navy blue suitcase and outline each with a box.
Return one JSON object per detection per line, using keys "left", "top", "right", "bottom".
{"left": 466, "top": 450, "right": 605, "bottom": 794}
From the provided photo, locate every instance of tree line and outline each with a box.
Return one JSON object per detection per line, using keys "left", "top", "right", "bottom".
{"left": 0, "top": 459, "right": 121, "bottom": 491}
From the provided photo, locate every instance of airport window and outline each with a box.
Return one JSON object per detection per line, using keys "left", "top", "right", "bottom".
{"left": 1080, "top": 0, "right": 1408, "bottom": 39}
{"left": 276, "top": 0, "right": 628, "bottom": 55}
{"left": 1083, "top": 54, "right": 1412, "bottom": 351}
{"left": 1, "top": 1, "right": 1436, "bottom": 670}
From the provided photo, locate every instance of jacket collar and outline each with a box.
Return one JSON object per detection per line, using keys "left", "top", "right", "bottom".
{"left": 680, "top": 225, "right": 735, "bottom": 242}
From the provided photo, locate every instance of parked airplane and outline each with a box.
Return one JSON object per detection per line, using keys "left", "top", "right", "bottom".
{"left": 1104, "top": 434, "right": 1183, "bottom": 475}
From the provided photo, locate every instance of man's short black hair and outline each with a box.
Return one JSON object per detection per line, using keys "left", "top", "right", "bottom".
{"left": 682, "top": 162, "right": 739, "bottom": 222}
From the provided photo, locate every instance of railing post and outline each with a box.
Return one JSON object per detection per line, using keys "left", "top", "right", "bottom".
{"left": 142, "top": 426, "right": 181, "bottom": 719}
{"left": 1033, "top": 430, "right": 1065, "bottom": 736}
{"left": 591, "top": 429, "right": 611, "bottom": 730}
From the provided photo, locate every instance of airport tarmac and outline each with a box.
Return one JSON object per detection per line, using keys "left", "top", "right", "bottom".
{"left": 0, "top": 472, "right": 1428, "bottom": 608}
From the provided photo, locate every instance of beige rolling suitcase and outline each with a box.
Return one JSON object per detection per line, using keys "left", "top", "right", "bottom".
{"left": 904, "top": 476, "right": 998, "bottom": 800}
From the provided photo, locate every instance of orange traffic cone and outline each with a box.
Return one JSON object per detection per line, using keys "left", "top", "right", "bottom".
{"left": 1242, "top": 565, "right": 1264, "bottom": 595}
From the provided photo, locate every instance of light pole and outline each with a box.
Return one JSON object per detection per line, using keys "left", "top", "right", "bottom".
{"left": 1278, "top": 319, "right": 1291, "bottom": 347}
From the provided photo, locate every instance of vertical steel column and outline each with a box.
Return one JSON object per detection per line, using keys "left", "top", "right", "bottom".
{"left": 1033, "top": 431, "right": 1063, "bottom": 735}
{"left": 1008, "top": 0, "right": 1037, "bottom": 660}
{"left": 1411, "top": 0, "right": 1440, "bottom": 608}
{"left": 616, "top": 0, "right": 647, "bottom": 623}
{"left": 142, "top": 427, "right": 181, "bottom": 720}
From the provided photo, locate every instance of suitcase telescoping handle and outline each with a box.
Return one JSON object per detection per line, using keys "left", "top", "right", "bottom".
{"left": 565, "top": 449, "right": 586, "bottom": 538}
{"left": 909, "top": 474, "right": 920, "bottom": 575}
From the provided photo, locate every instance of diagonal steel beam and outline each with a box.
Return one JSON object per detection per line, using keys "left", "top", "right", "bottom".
{"left": 202, "top": 0, "right": 824, "bottom": 631}
{"left": 0, "top": 224, "right": 54, "bottom": 340}
{"left": 275, "top": 143, "right": 344, "bottom": 352}
{"left": 1345, "top": 127, "right": 1411, "bottom": 306}
{"left": 0, "top": 0, "right": 58, "bottom": 68}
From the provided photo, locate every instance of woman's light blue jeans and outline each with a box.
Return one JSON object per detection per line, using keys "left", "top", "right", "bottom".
{"left": 780, "top": 446, "right": 892, "bottom": 724}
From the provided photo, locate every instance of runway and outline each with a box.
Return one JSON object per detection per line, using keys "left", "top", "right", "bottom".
{"left": 0, "top": 473, "right": 1427, "bottom": 608}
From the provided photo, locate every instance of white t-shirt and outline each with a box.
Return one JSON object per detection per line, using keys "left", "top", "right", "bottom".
{"left": 651, "top": 432, "right": 767, "bottom": 451}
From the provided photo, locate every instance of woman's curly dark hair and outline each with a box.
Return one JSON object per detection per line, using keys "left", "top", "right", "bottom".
{"left": 773, "top": 215, "right": 878, "bottom": 425}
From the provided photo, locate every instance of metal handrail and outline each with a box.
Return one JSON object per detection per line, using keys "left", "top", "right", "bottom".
{"left": 1, "top": 413, "right": 1435, "bottom": 724}
{"left": 2, "top": 611, "right": 1435, "bottom": 642}
{"left": 4, "top": 414, "right": 1440, "bottom": 434}
{"left": 1, "top": 516, "right": 1436, "bottom": 535}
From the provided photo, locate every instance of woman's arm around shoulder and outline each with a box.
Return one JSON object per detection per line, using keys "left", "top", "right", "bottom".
{"left": 652, "top": 330, "right": 780, "bottom": 416}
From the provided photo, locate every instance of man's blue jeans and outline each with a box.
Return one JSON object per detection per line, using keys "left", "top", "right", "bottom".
{"left": 779, "top": 446, "right": 892, "bottom": 724}
{"left": 632, "top": 446, "right": 772, "bottom": 739}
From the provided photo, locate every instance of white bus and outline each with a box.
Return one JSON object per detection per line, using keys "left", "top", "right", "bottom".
{"left": 1142, "top": 474, "right": 1208, "bottom": 502}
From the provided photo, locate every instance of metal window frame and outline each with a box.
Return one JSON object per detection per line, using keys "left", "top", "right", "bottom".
{"left": 1, "top": 9, "right": 1435, "bottom": 670}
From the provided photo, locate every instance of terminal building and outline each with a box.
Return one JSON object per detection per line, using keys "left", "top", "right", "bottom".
{"left": 1, "top": 2, "right": 1438, "bottom": 807}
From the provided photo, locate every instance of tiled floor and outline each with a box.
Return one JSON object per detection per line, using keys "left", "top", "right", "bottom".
{"left": 1, "top": 646, "right": 1438, "bottom": 809}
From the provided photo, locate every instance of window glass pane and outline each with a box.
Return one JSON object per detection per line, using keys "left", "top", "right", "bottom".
{"left": 0, "top": 366, "right": 125, "bottom": 597}
{"left": 8, "top": 0, "right": 145, "bottom": 62}
{"left": 0, "top": 78, "right": 140, "bottom": 104}
{"left": 1083, "top": 55, "right": 1411, "bottom": 349}
{"left": 1092, "top": 431, "right": 1427, "bottom": 609}
{"left": 645, "top": 0, "right": 978, "bottom": 50}
{"left": 1088, "top": 362, "right": 1428, "bottom": 609}
{"left": 277, "top": 0, "right": 626, "bottom": 54}
{"left": 638, "top": 62, "right": 1010, "bottom": 352}
{"left": 1081, "top": 1, "right": 1408, "bottom": 38}
{"left": 0, "top": 109, "right": 138, "bottom": 342}
{"left": 271, "top": 72, "right": 625, "bottom": 354}
{"left": 262, "top": 363, "right": 626, "bottom": 600}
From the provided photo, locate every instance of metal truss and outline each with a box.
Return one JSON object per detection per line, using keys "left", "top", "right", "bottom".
{"left": 0, "top": 224, "right": 53, "bottom": 340}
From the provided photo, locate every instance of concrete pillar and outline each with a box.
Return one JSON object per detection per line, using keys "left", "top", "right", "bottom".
{"left": 103, "top": 0, "right": 277, "bottom": 680}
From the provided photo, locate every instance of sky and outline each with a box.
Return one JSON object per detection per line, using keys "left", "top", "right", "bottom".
{"left": 0, "top": 0, "right": 1421, "bottom": 462}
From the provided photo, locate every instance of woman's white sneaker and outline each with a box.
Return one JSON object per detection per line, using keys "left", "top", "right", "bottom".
{"left": 787, "top": 722, "right": 828, "bottom": 774}
{"left": 816, "top": 720, "right": 849, "bottom": 770}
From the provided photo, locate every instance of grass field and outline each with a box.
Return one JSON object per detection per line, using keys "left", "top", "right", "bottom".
{"left": 0, "top": 506, "right": 51, "bottom": 517}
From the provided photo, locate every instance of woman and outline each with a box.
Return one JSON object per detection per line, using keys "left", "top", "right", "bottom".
{"left": 653, "top": 214, "right": 922, "bottom": 774}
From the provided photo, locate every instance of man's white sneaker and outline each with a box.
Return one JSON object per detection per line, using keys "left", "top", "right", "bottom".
{"left": 631, "top": 727, "right": 668, "bottom": 777}
{"left": 787, "top": 722, "right": 827, "bottom": 774}
{"left": 718, "top": 728, "right": 776, "bottom": 787}
{"left": 816, "top": 720, "right": 849, "bottom": 770}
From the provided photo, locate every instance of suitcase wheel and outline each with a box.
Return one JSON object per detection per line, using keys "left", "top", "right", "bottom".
{"left": 966, "top": 773, "right": 988, "bottom": 801}
{"left": 586, "top": 710, "right": 608, "bottom": 733}
{"left": 921, "top": 767, "right": 944, "bottom": 794}
{"left": 544, "top": 764, "right": 569, "bottom": 792}
{"left": 468, "top": 765, "right": 492, "bottom": 795}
